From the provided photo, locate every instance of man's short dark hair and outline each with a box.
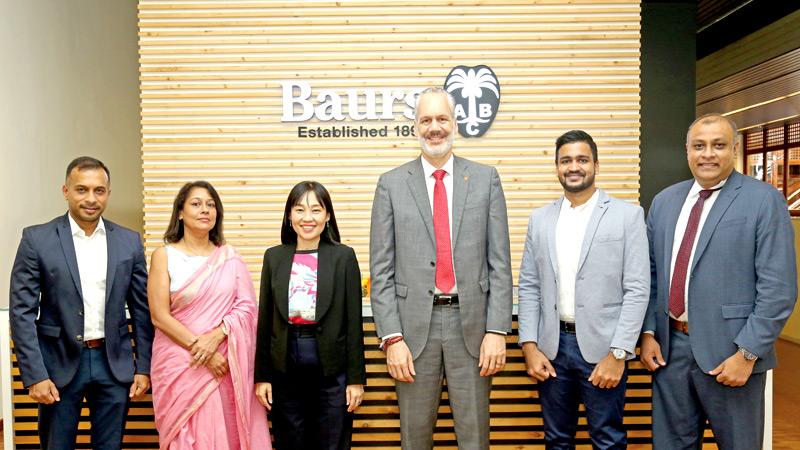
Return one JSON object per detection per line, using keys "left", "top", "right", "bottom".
{"left": 65, "top": 156, "right": 110, "bottom": 182}
{"left": 555, "top": 130, "right": 598, "bottom": 164}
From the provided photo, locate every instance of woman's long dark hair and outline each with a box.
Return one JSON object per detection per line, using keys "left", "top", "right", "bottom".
{"left": 281, "top": 181, "right": 340, "bottom": 245}
{"left": 164, "top": 181, "right": 225, "bottom": 245}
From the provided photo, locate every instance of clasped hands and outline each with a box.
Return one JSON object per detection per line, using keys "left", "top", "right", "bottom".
{"left": 639, "top": 333, "right": 755, "bottom": 387}
{"left": 189, "top": 327, "right": 228, "bottom": 377}
{"left": 522, "top": 342, "right": 625, "bottom": 389}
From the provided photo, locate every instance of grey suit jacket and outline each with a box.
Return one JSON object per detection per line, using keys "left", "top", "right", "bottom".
{"left": 643, "top": 170, "right": 797, "bottom": 373}
{"left": 517, "top": 189, "right": 650, "bottom": 363}
{"left": 369, "top": 155, "right": 513, "bottom": 359}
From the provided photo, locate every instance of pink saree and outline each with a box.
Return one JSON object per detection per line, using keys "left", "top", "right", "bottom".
{"left": 151, "top": 245, "right": 271, "bottom": 450}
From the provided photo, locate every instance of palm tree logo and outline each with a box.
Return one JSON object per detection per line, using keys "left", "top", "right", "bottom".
{"left": 444, "top": 65, "right": 500, "bottom": 138}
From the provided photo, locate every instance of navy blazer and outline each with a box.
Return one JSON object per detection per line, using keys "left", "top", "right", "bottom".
{"left": 254, "top": 241, "right": 366, "bottom": 385}
{"left": 10, "top": 213, "right": 153, "bottom": 388}
{"left": 643, "top": 170, "right": 797, "bottom": 373}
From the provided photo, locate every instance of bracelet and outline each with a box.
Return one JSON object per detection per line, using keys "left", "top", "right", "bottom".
{"left": 220, "top": 323, "right": 229, "bottom": 336}
{"left": 381, "top": 336, "right": 404, "bottom": 351}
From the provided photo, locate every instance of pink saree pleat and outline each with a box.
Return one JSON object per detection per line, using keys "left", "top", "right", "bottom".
{"left": 151, "top": 245, "right": 271, "bottom": 450}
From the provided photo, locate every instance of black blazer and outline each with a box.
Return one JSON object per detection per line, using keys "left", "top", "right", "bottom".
{"left": 255, "top": 241, "right": 366, "bottom": 385}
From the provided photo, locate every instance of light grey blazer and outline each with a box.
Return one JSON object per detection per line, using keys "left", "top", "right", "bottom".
{"left": 643, "top": 170, "right": 797, "bottom": 373}
{"left": 369, "top": 155, "right": 513, "bottom": 359}
{"left": 517, "top": 189, "right": 650, "bottom": 363}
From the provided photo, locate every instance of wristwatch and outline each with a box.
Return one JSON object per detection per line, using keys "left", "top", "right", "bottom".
{"left": 611, "top": 348, "right": 627, "bottom": 360}
{"left": 738, "top": 346, "right": 758, "bottom": 361}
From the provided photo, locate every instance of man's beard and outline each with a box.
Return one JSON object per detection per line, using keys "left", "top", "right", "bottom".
{"left": 559, "top": 171, "right": 595, "bottom": 193}
{"left": 419, "top": 131, "right": 454, "bottom": 158}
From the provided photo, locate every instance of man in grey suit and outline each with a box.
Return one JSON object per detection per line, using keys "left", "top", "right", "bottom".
{"left": 517, "top": 130, "right": 650, "bottom": 449}
{"left": 370, "top": 87, "right": 513, "bottom": 449}
{"left": 640, "top": 114, "right": 797, "bottom": 449}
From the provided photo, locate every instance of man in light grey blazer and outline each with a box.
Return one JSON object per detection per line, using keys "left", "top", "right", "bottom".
{"left": 370, "top": 87, "right": 513, "bottom": 450}
{"left": 518, "top": 130, "right": 650, "bottom": 449}
{"left": 640, "top": 114, "right": 797, "bottom": 450}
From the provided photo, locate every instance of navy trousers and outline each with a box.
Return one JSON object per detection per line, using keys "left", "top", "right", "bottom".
{"left": 271, "top": 332, "right": 352, "bottom": 450}
{"left": 539, "top": 331, "right": 627, "bottom": 450}
{"left": 38, "top": 346, "right": 130, "bottom": 450}
{"left": 652, "top": 329, "right": 766, "bottom": 450}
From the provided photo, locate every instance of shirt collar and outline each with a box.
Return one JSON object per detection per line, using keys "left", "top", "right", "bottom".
{"left": 421, "top": 154, "right": 455, "bottom": 179}
{"left": 561, "top": 188, "right": 600, "bottom": 213}
{"left": 68, "top": 213, "right": 106, "bottom": 238}
{"left": 688, "top": 177, "right": 727, "bottom": 198}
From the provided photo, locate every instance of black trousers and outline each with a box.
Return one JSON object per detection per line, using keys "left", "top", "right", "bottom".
{"left": 271, "top": 331, "right": 352, "bottom": 450}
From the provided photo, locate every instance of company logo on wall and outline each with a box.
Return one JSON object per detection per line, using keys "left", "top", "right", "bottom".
{"left": 282, "top": 65, "right": 500, "bottom": 139}
{"left": 444, "top": 65, "right": 500, "bottom": 138}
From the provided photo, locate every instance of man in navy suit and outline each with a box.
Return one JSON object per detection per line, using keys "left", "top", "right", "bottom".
{"left": 10, "top": 156, "right": 154, "bottom": 450}
{"left": 640, "top": 114, "right": 797, "bottom": 449}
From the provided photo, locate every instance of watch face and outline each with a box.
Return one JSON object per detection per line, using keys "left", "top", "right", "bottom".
{"left": 613, "top": 349, "right": 626, "bottom": 360}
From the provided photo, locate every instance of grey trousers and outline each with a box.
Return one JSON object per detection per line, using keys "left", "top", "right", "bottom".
{"left": 652, "top": 328, "right": 766, "bottom": 450}
{"left": 396, "top": 304, "right": 492, "bottom": 450}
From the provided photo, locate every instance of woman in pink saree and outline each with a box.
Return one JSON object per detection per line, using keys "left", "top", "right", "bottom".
{"left": 148, "top": 181, "right": 271, "bottom": 449}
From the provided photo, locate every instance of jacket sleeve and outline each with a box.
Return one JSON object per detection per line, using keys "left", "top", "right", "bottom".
{"left": 344, "top": 247, "right": 367, "bottom": 385}
{"left": 485, "top": 167, "right": 513, "bottom": 333}
{"left": 9, "top": 228, "right": 49, "bottom": 387}
{"left": 254, "top": 249, "right": 274, "bottom": 383}
{"left": 610, "top": 206, "right": 651, "bottom": 354}
{"left": 128, "top": 235, "right": 154, "bottom": 375}
{"left": 734, "top": 188, "right": 798, "bottom": 357}
{"left": 517, "top": 212, "right": 541, "bottom": 344}
{"left": 369, "top": 174, "right": 402, "bottom": 339}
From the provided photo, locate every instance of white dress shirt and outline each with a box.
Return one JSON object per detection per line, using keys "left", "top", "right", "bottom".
{"left": 669, "top": 178, "right": 727, "bottom": 322}
{"left": 420, "top": 154, "right": 458, "bottom": 294}
{"left": 68, "top": 214, "right": 108, "bottom": 340}
{"left": 555, "top": 190, "right": 600, "bottom": 322}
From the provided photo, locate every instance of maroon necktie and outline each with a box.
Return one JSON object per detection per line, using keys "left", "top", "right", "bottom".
{"left": 433, "top": 169, "right": 455, "bottom": 293}
{"left": 668, "top": 189, "right": 715, "bottom": 318}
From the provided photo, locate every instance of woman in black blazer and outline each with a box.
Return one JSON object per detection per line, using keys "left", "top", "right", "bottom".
{"left": 255, "top": 181, "right": 365, "bottom": 450}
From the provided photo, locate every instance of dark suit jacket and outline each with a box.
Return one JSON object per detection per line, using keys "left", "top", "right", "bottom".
{"left": 255, "top": 241, "right": 366, "bottom": 385}
{"left": 9, "top": 213, "right": 153, "bottom": 388}
{"left": 643, "top": 170, "right": 797, "bottom": 373}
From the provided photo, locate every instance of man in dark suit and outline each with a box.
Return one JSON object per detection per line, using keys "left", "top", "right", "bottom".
{"left": 10, "top": 156, "right": 154, "bottom": 450}
{"left": 370, "top": 87, "right": 513, "bottom": 449}
{"left": 640, "top": 114, "right": 797, "bottom": 449}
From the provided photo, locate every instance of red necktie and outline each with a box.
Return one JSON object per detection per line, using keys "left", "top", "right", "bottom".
{"left": 433, "top": 169, "right": 455, "bottom": 293}
{"left": 668, "top": 189, "right": 715, "bottom": 318}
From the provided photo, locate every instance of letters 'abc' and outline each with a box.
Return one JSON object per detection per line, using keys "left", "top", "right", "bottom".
{"left": 445, "top": 65, "right": 501, "bottom": 138}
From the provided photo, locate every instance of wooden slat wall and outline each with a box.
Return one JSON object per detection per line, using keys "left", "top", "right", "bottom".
{"left": 137, "top": 0, "right": 642, "bottom": 285}
{"left": 7, "top": 1, "right": 652, "bottom": 449}
{"left": 12, "top": 320, "right": 724, "bottom": 449}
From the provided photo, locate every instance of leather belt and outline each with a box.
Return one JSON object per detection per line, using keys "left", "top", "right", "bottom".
{"left": 288, "top": 324, "right": 317, "bottom": 338}
{"left": 559, "top": 321, "right": 577, "bottom": 334}
{"left": 669, "top": 318, "right": 689, "bottom": 334}
{"left": 433, "top": 294, "right": 459, "bottom": 306}
{"left": 83, "top": 338, "right": 105, "bottom": 349}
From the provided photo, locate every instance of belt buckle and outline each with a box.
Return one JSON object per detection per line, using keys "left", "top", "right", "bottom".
{"left": 433, "top": 294, "right": 457, "bottom": 305}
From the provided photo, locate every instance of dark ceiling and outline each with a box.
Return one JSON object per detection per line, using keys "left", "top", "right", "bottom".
{"left": 644, "top": 0, "right": 800, "bottom": 59}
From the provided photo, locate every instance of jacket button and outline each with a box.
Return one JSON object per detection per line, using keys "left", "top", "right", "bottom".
{"left": 428, "top": 290, "right": 434, "bottom": 296}
{"left": 430, "top": 261, "right": 435, "bottom": 267}
{"left": 78, "top": 311, "right": 83, "bottom": 316}
{"left": 76, "top": 335, "right": 83, "bottom": 341}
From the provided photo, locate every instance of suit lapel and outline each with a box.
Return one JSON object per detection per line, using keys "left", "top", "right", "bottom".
{"left": 546, "top": 198, "right": 562, "bottom": 278}
{"left": 406, "top": 158, "right": 435, "bottom": 247}
{"left": 314, "top": 243, "right": 334, "bottom": 322}
{"left": 690, "top": 171, "right": 743, "bottom": 273}
{"left": 576, "top": 190, "right": 609, "bottom": 273}
{"left": 451, "top": 156, "right": 469, "bottom": 244}
{"left": 104, "top": 220, "right": 117, "bottom": 303}
{"left": 274, "top": 245, "right": 295, "bottom": 322}
{"left": 57, "top": 214, "right": 83, "bottom": 300}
